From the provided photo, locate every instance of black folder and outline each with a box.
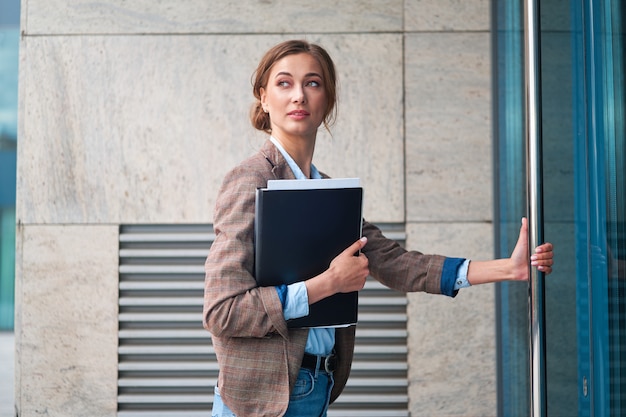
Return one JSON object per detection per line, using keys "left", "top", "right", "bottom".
{"left": 254, "top": 179, "right": 363, "bottom": 328}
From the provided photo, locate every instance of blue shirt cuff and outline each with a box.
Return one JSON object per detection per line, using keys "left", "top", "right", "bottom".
{"left": 441, "top": 257, "right": 468, "bottom": 297}
{"left": 278, "top": 281, "right": 309, "bottom": 320}
{"left": 454, "top": 259, "right": 471, "bottom": 290}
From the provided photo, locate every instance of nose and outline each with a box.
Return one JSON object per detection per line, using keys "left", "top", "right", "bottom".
{"left": 292, "top": 85, "right": 306, "bottom": 104}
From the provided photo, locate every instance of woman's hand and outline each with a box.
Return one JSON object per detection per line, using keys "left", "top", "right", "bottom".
{"left": 510, "top": 217, "right": 554, "bottom": 280}
{"left": 305, "top": 237, "right": 370, "bottom": 305}
{"left": 467, "top": 218, "right": 554, "bottom": 285}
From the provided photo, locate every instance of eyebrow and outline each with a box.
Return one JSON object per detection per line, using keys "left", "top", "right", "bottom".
{"left": 274, "top": 71, "right": 322, "bottom": 78}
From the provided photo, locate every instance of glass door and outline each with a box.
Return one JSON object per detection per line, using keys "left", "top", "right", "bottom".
{"left": 495, "top": 0, "right": 625, "bottom": 415}
{"left": 0, "top": 0, "right": 19, "bottom": 331}
{"left": 574, "top": 0, "right": 626, "bottom": 415}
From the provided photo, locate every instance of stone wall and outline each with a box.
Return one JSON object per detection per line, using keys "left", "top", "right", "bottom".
{"left": 15, "top": 1, "right": 495, "bottom": 415}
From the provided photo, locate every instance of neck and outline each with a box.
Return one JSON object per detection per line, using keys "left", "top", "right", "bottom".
{"left": 272, "top": 134, "right": 316, "bottom": 178}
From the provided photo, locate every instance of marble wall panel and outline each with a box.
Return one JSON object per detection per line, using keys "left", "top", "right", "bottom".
{"left": 405, "top": 0, "right": 490, "bottom": 32}
{"left": 14, "top": 225, "right": 118, "bottom": 417}
{"left": 405, "top": 32, "right": 492, "bottom": 222}
{"left": 314, "top": 35, "right": 405, "bottom": 223}
{"left": 405, "top": 221, "right": 496, "bottom": 417}
{"left": 23, "top": 0, "right": 403, "bottom": 35}
{"left": 17, "top": 34, "right": 404, "bottom": 224}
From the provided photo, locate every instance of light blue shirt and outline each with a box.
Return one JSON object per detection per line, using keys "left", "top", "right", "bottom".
{"left": 269, "top": 136, "right": 470, "bottom": 356}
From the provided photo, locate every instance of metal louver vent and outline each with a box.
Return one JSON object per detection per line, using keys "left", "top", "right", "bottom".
{"left": 118, "top": 224, "right": 409, "bottom": 417}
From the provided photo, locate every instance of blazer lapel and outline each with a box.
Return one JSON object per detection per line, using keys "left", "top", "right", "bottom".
{"left": 260, "top": 139, "right": 297, "bottom": 181}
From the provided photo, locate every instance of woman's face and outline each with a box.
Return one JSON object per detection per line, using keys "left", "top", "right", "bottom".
{"left": 260, "top": 53, "right": 328, "bottom": 143}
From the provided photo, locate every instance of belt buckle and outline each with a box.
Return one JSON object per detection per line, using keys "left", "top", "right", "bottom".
{"left": 324, "top": 354, "right": 337, "bottom": 373}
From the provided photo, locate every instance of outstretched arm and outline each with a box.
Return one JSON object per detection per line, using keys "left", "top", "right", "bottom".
{"left": 467, "top": 218, "right": 554, "bottom": 285}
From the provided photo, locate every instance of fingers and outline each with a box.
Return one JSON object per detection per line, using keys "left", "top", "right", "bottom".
{"left": 518, "top": 218, "right": 555, "bottom": 275}
{"left": 521, "top": 217, "right": 528, "bottom": 230}
{"left": 534, "top": 242, "right": 553, "bottom": 254}
{"left": 534, "top": 263, "right": 553, "bottom": 274}
{"left": 531, "top": 242, "right": 554, "bottom": 274}
{"left": 515, "top": 217, "right": 528, "bottom": 247}
{"left": 342, "top": 236, "right": 367, "bottom": 256}
{"left": 510, "top": 218, "right": 529, "bottom": 261}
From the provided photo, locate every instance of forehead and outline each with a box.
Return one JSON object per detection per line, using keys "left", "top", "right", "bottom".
{"left": 269, "top": 53, "right": 323, "bottom": 77}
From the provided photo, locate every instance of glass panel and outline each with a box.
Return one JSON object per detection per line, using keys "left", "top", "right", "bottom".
{"left": 495, "top": 0, "right": 578, "bottom": 415}
{"left": 571, "top": 1, "right": 593, "bottom": 414}
{"left": 493, "top": 0, "right": 530, "bottom": 414}
{"left": 600, "top": 1, "right": 625, "bottom": 412}
{"left": 541, "top": 0, "right": 579, "bottom": 415}
{"left": 0, "top": 0, "right": 19, "bottom": 331}
{"left": 497, "top": 0, "right": 624, "bottom": 415}
{"left": 0, "top": 207, "right": 15, "bottom": 329}
{"left": 574, "top": 0, "right": 625, "bottom": 415}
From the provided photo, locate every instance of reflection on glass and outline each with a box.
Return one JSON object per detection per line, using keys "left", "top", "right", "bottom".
{"left": 602, "top": 1, "right": 625, "bottom": 413}
{"left": 0, "top": 7, "right": 19, "bottom": 330}
{"left": 0, "top": 29, "right": 19, "bottom": 149}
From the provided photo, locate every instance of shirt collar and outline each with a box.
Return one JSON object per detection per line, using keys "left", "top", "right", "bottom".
{"left": 270, "top": 136, "right": 321, "bottom": 180}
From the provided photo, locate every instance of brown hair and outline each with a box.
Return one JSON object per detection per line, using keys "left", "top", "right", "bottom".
{"left": 250, "top": 40, "right": 338, "bottom": 134}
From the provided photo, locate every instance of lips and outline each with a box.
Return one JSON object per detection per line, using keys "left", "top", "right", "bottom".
{"left": 288, "top": 110, "right": 310, "bottom": 117}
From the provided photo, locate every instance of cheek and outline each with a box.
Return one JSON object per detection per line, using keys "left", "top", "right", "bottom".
{"left": 265, "top": 91, "right": 287, "bottom": 107}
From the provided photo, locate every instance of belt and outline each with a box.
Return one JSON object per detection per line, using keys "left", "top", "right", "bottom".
{"left": 301, "top": 352, "right": 337, "bottom": 373}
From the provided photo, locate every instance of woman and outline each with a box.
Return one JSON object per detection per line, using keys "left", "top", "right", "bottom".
{"left": 203, "top": 39, "right": 554, "bottom": 417}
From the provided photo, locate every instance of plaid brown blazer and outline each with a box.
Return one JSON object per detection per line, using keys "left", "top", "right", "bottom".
{"left": 203, "top": 139, "right": 450, "bottom": 416}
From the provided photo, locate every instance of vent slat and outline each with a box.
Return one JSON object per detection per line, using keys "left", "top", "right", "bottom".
{"left": 118, "top": 224, "right": 408, "bottom": 415}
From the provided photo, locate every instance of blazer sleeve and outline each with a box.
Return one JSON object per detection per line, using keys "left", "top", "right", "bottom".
{"left": 361, "top": 220, "right": 460, "bottom": 296}
{"left": 203, "top": 163, "right": 289, "bottom": 339}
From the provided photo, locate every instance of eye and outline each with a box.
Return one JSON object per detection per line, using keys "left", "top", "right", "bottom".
{"left": 277, "top": 79, "right": 291, "bottom": 87}
{"left": 306, "top": 80, "right": 321, "bottom": 87}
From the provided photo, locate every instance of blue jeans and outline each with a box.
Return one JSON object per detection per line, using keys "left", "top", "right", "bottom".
{"left": 211, "top": 368, "right": 335, "bottom": 417}
{"left": 211, "top": 386, "right": 236, "bottom": 417}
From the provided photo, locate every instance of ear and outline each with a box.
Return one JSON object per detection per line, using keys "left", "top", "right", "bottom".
{"left": 260, "top": 87, "right": 268, "bottom": 111}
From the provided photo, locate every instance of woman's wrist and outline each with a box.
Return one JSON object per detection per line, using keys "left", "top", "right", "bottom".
{"left": 304, "top": 271, "right": 336, "bottom": 305}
